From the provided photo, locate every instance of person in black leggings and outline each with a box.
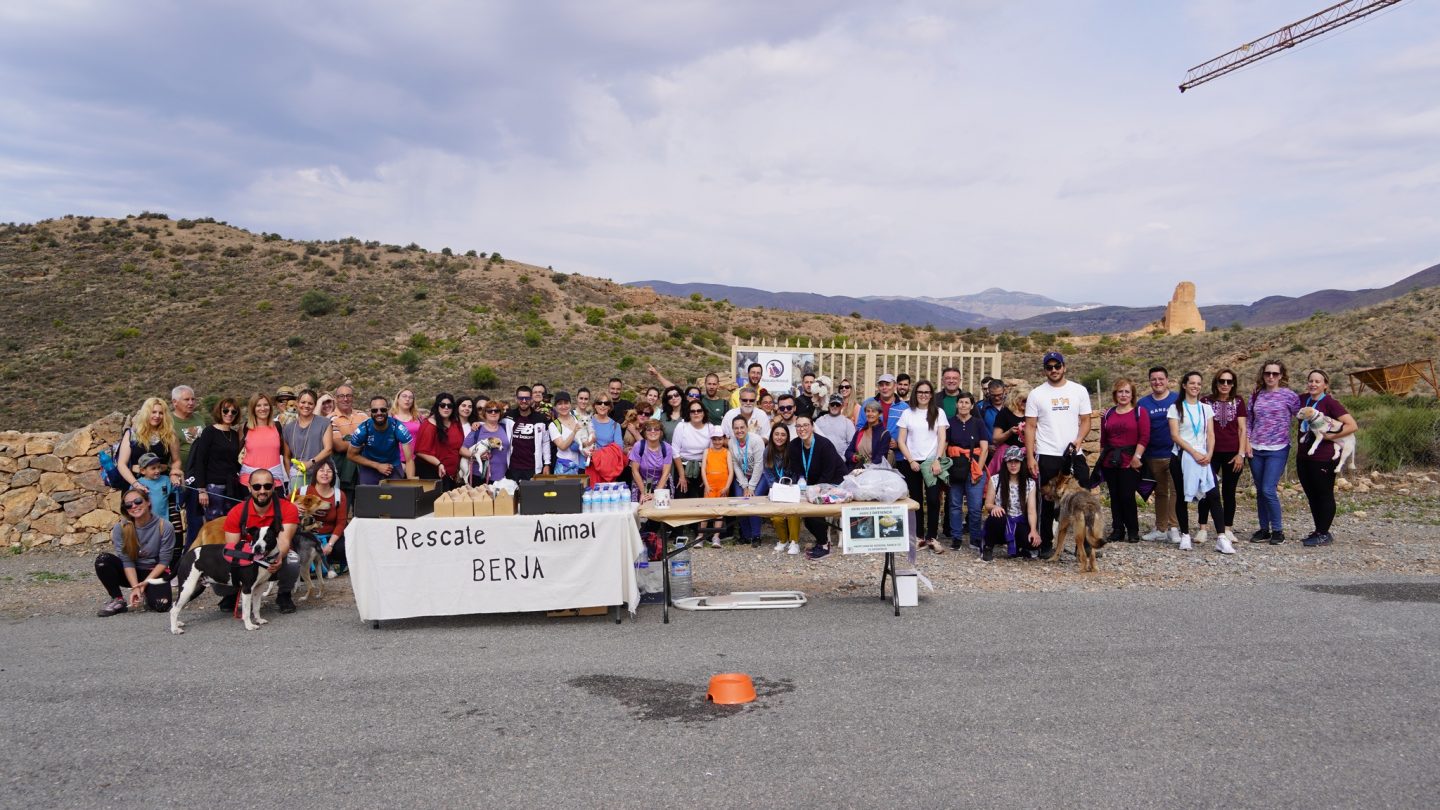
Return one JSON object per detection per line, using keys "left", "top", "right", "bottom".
{"left": 1295, "top": 369, "right": 1357, "bottom": 546}
{"left": 1098, "top": 378, "right": 1149, "bottom": 543}
{"left": 95, "top": 488, "right": 176, "bottom": 617}
{"left": 1199, "top": 369, "right": 1248, "bottom": 532}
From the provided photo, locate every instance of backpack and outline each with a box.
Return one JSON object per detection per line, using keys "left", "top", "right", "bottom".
{"left": 224, "top": 497, "right": 283, "bottom": 568}
{"left": 97, "top": 419, "right": 134, "bottom": 490}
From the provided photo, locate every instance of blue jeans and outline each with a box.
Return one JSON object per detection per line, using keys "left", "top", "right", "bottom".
{"left": 948, "top": 475, "right": 986, "bottom": 545}
{"left": 738, "top": 474, "right": 774, "bottom": 540}
{"left": 1250, "top": 447, "right": 1289, "bottom": 531}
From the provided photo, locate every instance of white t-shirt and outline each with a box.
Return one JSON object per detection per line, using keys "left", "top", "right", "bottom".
{"left": 721, "top": 406, "right": 771, "bottom": 442}
{"left": 1024, "top": 380, "right": 1093, "bottom": 456}
{"left": 1167, "top": 400, "right": 1214, "bottom": 455}
{"left": 897, "top": 407, "right": 949, "bottom": 461}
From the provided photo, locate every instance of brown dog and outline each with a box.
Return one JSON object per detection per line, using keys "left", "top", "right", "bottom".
{"left": 292, "top": 492, "right": 332, "bottom": 601}
{"left": 1042, "top": 473, "right": 1106, "bottom": 572}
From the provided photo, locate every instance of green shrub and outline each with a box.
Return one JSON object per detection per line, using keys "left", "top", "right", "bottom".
{"left": 523, "top": 328, "right": 542, "bottom": 347}
{"left": 1357, "top": 404, "right": 1440, "bottom": 470}
{"left": 299, "top": 289, "right": 337, "bottom": 316}
{"left": 413, "top": 287, "right": 428, "bottom": 301}
{"left": 398, "top": 348, "right": 421, "bottom": 372}
{"left": 408, "top": 332, "right": 431, "bottom": 349}
{"left": 618, "top": 356, "right": 635, "bottom": 370}
{"left": 470, "top": 365, "right": 499, "bottom": 388}
{"left": 584, "top": 307, "right": 606, "bottom": 326}
{"left": 286, "top": 336, "right": 304, "bottom": 347}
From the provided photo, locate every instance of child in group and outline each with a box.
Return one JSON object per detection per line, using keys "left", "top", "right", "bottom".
{"left": 135, "top": 452, "right": 185, "bottom": 549}
{"left": 701, "top": 426, "right": 733, "bottom": 548}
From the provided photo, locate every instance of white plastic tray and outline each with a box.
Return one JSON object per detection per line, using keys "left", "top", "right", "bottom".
{"left": 670, "top": 591, "right": 808, "bottom": 611}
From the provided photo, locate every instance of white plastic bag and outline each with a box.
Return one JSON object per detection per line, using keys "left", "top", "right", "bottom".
{"left": 840, "top": 469, "right": 908, "bottom": 503}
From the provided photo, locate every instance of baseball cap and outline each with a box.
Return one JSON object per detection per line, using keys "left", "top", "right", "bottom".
{"left": 1042, "top": 351, "right": 1065, "bottom": 367}
{"left": 828, "top": 394, "right": 844, "bottom": 406}
{"left": 877, "top": 373, "right": 896, "bottom": 384}
{"left": 137, "top": 452, "right": 163, "bottom": 468}
{"left": 1004, "top": 445, "right": 1025, "bottom": 462}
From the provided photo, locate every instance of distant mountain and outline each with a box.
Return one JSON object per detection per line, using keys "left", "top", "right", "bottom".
{"left": 626, "top": 280, "right": 995, "bottom": 329}
{"left": 876, "top": 288, "right": 1102, "bottom": 321}
{"left": 998, "top": 262, "right": 1440, "bottom": 334}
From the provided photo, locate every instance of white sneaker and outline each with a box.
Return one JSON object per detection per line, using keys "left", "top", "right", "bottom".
{"left": 1216, "top": 534, "right": 1236, "bottom": 555}
{"left": 787, "top": 541, "right": 800, "bottom": 555}
{"left": 774, "top": 541, "right": 786, "bottom": 552}
{"left": 1168, "top": 527, "right": 1182, "bottom": 543}
{"left": 1142, "top": 530, "right": 1165, "bottom": 542}
{"left": 710, "top": 537, "right": 723, "bottom": 548}
{"left": 1194, "top": 529, "right": 1208, "bottom": 544}
{"left": 1223, "top": 530, "right": 1238, "bottom": 546}
{"left": 1178, "top": 534, "right": 1192, "bottom": 551}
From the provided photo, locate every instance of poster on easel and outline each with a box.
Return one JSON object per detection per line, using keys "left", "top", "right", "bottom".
{"left": 841, "top": 504, "right": 909, "bottom": 554}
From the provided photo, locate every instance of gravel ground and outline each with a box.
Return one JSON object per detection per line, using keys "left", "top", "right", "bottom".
{"left": 6, "top": 469, "right": 1437, "bottom": 620}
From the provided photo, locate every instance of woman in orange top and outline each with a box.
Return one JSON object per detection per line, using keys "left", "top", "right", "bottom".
{"left": 700, "top": 426, "right": 733, "bottom": 547}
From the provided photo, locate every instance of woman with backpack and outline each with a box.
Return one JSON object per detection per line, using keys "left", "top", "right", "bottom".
{"left": 1097, "top": 378, "right": 1149, "bottom": 544}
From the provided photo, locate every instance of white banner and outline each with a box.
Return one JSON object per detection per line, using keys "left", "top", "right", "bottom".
{"left": 840, "top": 504, "right": 910, "bottom": 554}
{"left": 348, "top": 511, "right": 643, "bottom": 622}
{"left": 735, "top": 350, "right": 816, "bottom": 395}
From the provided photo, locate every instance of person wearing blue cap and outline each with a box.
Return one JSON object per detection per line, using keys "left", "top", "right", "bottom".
{"left": 1023, "top": 351, "right": 1092, "bottom": 558}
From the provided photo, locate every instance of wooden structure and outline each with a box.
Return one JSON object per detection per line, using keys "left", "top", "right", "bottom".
{"left": 1348, "top": 360, "right": 1439, "bottom": 398}
{"left": 732, "top": 338, "right": 1002, "bottom": 396}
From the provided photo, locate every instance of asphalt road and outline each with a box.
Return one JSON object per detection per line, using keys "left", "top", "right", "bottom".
{"left": 3, "top": 578, "right": 1438, "bottom": 809}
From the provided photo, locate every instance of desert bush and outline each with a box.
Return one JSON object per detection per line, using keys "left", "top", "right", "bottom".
{"left": 523, "top": 329, "right": 542, "bottom": 348}
{"left": 299, "top": 289, "right": 337, "bottom": 316}
{"left": 408, "top": 333, "right": 431, "bottom": 349}
{"left": 471, "top": 365, "right": 499, "bottom": 388}
{"left": 1355, "top": 402, "right": 1440, "bottom": 470}
{"left": 398, "top": 349, "right": 421, "bottom": 373}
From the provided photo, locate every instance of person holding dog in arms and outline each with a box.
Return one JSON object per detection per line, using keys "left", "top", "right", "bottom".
{"left": 221, "top": 468, "right": 301, "bottom": 615}
{"left": 1295, "top": 369, "right": 1357, "bottom": 547}
{"left": 1024, "top": 351, "right": 1092, "bottom": 559}
{"left": 95, "top": 487, "right": 176, "bottom": 617}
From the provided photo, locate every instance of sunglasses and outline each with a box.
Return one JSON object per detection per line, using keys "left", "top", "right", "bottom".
{"left": 778, "top": 405, "right": 794, "bottom": 412}
{"left": 1264, "top": 371, "right": 1281, "bottom": 376}
{"left": 1217, "top": 378, "right": 1235, "bottom": 385}
{"left": 438, "top": 402, "right": 454, "bottom": 408}
{"left": 222, "top": 407, "right": 238, "bottom": 415}
{"left": 668, "top": 393, "right": 682, "bottom": 399}
{"left": 689, "top": 409, "right": 706, "bottom": 415}
{"left": 740, "top": 398, "right": 755, "bottom": 404}
{"left": 516, "top": 396, "right": 532, "bottom": 402}
{"left": 839, "top": 385, "right": 851, "bottom": 390}
{"left": 124, "top": 499, "right": 146, "bottom": 508}
{"left": 371, "top": 407, "right": 389, "bottom": 414}
{"left": 596, "top": 401, "right": 611, "bottom": 406}
{"left": 250, "top": 483, "right": 274, "bottom": 492}
{"left": 1044, "top": 363, "right": 1063, "bottom": 371}
{"left": 485, "top": 407, "right": 501, "bottom": 413}
{"left": 688, "top": 393, "right": 700, "bottom": 399}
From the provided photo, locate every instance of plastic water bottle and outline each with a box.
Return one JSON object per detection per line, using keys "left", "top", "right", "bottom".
{"left": 582, "top": 490, "right": 594, "bottom": 513}
{"left": 669, "top": 538, "right": 693, "bottom": 602}
{"left": 798, "top": 476, "right": 808, "bottom": 501}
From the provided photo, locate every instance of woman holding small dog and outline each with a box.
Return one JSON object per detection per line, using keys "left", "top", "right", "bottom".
{"left": 1295, "top": 369, "right": 1356, "bottom": 547}
{"left": 296, "top": 459, "right": 349, "bottom": 574}
{"left": 1168, "top": 371, "right": 1234, "bottom": 554}
{"left": 95, "top": 487, "right": 176, "bottom": 617}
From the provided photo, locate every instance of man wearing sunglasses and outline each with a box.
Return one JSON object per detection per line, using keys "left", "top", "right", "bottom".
{"left": 1023, "top": 351, "right": 1093, "bottom": 559}
{"left": 720, "top": 388, "right": 770, "bottom": 442}
{"left": 346, "top": 396, "right": 413, "bottom": 485}
{"left": 774, "top": 393, "right": 801, "bottom": 432}
{"left": 220, "top": 469, "right": 301, "bottom": 614}
{"left": 506, "top": 385, "right": 552, "bottom": 482}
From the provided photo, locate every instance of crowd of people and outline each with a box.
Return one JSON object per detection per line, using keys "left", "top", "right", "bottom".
{"left": 93, "top": 353, "right": 1359, "bottom": 616}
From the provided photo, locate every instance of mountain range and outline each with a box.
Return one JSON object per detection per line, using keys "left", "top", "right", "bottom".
{"left": 630, "top": 262, "right": 1440, "bottom": 334}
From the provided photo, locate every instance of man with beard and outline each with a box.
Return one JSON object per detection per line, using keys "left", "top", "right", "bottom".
{"left": 506, "top": 386, "right": 552, "bottom": 483}
{"left": 219, "top": 468, "right": 301, "bottom": 614}
{"left": 721, "top": 388, "right": 771, "bottom": 442}
{"left": 346, "top": 396, "right": 413, "bottom": 485}
{"left": 729, "top": 362, "right": 769, "bottom": 409}
{"left": 1024, "top": 351, "right": 1092, "bottom": 558}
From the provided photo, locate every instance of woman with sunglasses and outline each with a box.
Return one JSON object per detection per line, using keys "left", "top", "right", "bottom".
{"left": 836, "top": 379, "right": 860, "bottom": 423}
{"left": 461, "top": 400, "right": 512, "bottom": 484}
{"left": 629, "top": 418, "right": 679, "bottom": 502}
{"left": 658, "top": 386, "right": 686, "bottom": 442}
{"left": 896, "top": 380, "right": 949, "bottom": 553}
{"left": 187, "top": 397, "right": 245, "bottom": 522}
{"left": 1200, "top": 369, "right": 1248, "bottom": 545}
{"left": 95, "top": 487, "right": 176, "bottom": 616}
{"left": 1246, "top": 360, "right": 1301, "bottom": 544}
{"left": 239, "top": 393, "right": 291, "bottom": 492}
{"left": 671, "top": 400, "right": 712, "bottom": 499}
{"left": 416, "top": 392, "right": 465, "bottom": 489}
{"left": 622, "top": 401, "right": 656, "bottom": 451}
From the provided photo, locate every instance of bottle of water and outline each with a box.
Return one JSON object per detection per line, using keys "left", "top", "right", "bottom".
{"left": 582, "top": 489, "right": 594, "bottom": 513}
{"left": 797, "top": 476, "right": 808, "bottom": 501}
{"left": 669, "top": 537, "right": 693, "bottom": 602}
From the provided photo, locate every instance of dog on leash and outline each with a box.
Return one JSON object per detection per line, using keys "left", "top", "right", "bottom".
{"left": 1297, "top": 406, "right": 1357, "bottom": 471}
{"left": 170, "top": 525, "right": 277, "bottom": 633}
{"left": 291, "top": 492, "right": 331, "bottom": 601}
{"left": 1042, "top": 472, "right": 1106, "bottom": 572}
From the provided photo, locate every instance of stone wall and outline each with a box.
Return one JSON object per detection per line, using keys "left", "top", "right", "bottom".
{"left": 0, "top": 413, "right": 128, "bottom": 551}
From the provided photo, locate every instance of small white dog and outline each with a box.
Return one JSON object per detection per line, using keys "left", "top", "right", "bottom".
{"left": 1297, "top": 406, "right": 1356, "bottom": 471}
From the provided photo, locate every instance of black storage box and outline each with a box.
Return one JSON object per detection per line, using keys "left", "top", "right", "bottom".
{"left": 518, "top": 477, "right": 585, "bottom": 515}
{"left": 354, "top": 479, "right": 442, "bottom": 519}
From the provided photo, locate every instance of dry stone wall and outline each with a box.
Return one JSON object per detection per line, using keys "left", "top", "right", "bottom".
{"left": 0, "top": 413, "right": 128, "bottom": 551}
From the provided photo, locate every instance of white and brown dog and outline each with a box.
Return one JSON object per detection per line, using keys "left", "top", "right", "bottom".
{"left": 1297, "top": 406, "right": 1357, "bottom": 471}
{"left": 170, "top": 526, "right": 277, "bottom": 633}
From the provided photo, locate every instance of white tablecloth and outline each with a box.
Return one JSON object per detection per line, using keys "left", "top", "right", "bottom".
{"left": 348, "top": 510, "right": 643, "bottom": 622}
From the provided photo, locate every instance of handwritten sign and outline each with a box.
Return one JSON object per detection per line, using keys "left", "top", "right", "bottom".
{"left": 841, "top": 504, "right": 910, "bottom": 554}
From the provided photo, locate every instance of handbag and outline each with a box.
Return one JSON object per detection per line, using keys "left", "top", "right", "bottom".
{"left": 768, "top": 476, "right": 801, "bottom": 503}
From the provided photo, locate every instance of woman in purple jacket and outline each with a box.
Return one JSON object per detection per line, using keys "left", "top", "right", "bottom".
{"left": 1245, "top": 360, "right": 1301, "bottom": 544}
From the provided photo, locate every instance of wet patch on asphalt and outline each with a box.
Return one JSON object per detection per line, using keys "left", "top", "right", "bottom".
{"left": 569, "top": 674, "right": 795, "bottom": 723}
{"left": 1302, "top": 582, "right": 1440, "bottom": 604}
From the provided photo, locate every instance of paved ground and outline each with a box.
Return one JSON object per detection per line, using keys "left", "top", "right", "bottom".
{"left": 3, "top": 577, "right": 1438, "bottom": 809}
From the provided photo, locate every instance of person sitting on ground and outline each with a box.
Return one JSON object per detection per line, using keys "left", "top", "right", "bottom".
{"left": 461, "top": 399, "right": 511, "bottom": 484}
{"left": 981, "top": 446, "right": 1041, "bottom": 562}
{"left": 347, "top": 396, "right": 413, "bottom": 485}
{"left": 294, "top": 459, "right": 349, "bottom": 576}
{"left": 789, "top": 416, "right": 847, "bottom": 560}
{"left": 116, "top": 397, "right": 182, "bottom": 490}
{"left": 221, "top": 469, "right": 301, "bottom": 615}
{"left": 814, "top": 394, "right": 856, "bottom": 461}
{"left": 95, "top": 487, "right": 176, "bottom": 617}
{"left": 845, "top": 399, "right": 894, "bottom": 471}
{"left": 187, "top": 397, "right": 244, "bottom": 522}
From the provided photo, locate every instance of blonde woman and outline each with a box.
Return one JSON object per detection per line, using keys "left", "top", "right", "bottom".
{"left": 391, "top": 387, "right": 421, "bottom": 479}
{"left": 836, "top": 378, "right": 861, "bottom": 423}
{"left": 239, "top": 393, "right": 290, "bottom": 489}
{"left": 116, "top": 397, "right": 181, "bottom": 489}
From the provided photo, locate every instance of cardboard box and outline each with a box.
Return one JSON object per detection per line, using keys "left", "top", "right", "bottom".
{"left": 354, "top": 479, "right": 442, "bottom": 519}
{"left": 519, "top": 478, "right": 585, "bottom": 515}
{"left": 471, "top": 488, "right": 494, "bottom": 516}
{"left": 492, "top": 488, "right": 515, "bottom": 516}
{"left": 546, "top": 606, "right": 610, "bottom": 618}
{"left": 434, "top": 491, "right": 455, "bottom": 518}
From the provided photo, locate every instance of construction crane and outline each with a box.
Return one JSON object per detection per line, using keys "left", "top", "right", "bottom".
{"left": 1179, "top": 0, "right": 1405, "bottom": 92}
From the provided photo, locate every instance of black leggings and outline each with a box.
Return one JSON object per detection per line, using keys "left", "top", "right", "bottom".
{"left": 900, "top": 463, "right": 941, "bottom": 539}
{"left": 803, "top": 516, "right": 829, "bottom": 546}
{"left": 1170, "top": 456, "right": 1189, "bottom": 534}
{"left": 1296, "top": 453, "right": 1337, "bottom": 534}
{"left": 1198, "top": 451, "right": 1242, "bottom": 527}
{"left": 95, "top": 553, "right": 172, "bottom": 611}
{"left": 1101, "top": 466, "right": 1140, "bottom": 539}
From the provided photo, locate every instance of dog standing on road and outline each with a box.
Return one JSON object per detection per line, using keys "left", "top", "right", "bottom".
{"left": 292, "top": 492, "right": 331, "bottom": 602}
{"left": 1042, "top": 472, "right": 1106, "bottom": 573}
{"left": 169, "top": 526, "right": 277, "bottom": 633}
{"left": 1297, "top": 406, "right": 1357, "bottom": 472}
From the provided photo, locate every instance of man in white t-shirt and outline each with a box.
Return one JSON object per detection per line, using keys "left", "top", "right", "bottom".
{"left": 1024, "top": 351, "right": 1093, "bottom": 557}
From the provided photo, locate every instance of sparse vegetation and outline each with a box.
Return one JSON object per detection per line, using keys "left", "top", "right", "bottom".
{"left": 300, "top": 289, "right": 337, "bottom": 316}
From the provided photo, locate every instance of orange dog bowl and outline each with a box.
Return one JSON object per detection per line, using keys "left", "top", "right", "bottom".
{"left": 706, "top": 673, "right": 757, "bottom": 704}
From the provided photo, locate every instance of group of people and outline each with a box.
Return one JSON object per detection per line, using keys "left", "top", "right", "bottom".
{"left": 93, "top": 352, "right": 1359, "bottom": 617}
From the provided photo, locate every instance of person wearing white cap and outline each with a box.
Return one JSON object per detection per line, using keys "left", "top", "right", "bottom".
{"left": 699, "top": 425, "right": 733, "bottom": 546}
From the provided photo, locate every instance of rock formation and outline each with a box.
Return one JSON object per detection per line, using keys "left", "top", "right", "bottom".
{"left": 1161, "top": 281, "right": 1205, "bottom": 334}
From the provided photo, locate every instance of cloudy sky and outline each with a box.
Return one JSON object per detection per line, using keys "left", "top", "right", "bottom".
{"left": 1, "top": 1, "right": 1435, "bottom": 306}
